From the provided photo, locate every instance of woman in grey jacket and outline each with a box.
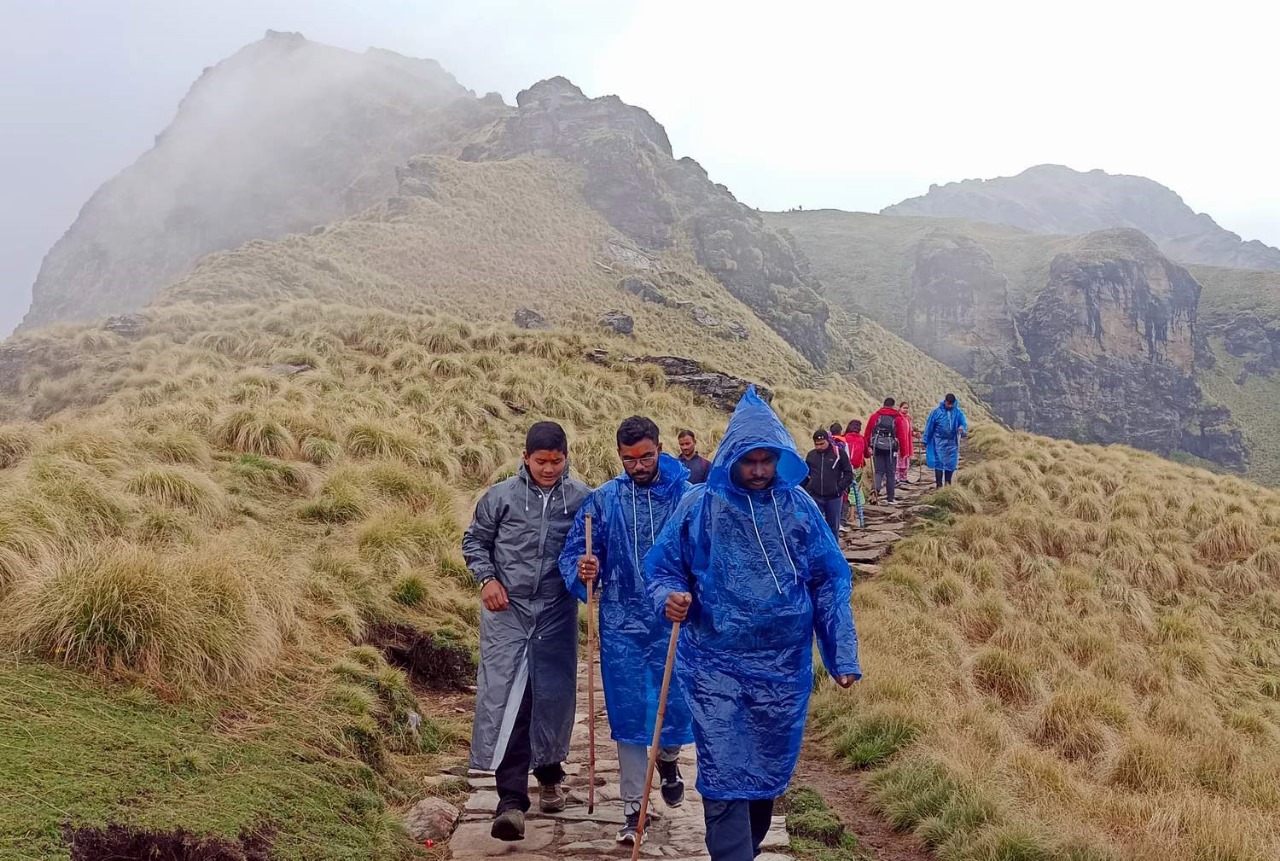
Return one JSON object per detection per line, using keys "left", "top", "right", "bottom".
{"left": 462, "top": 421, "right": 592, "bottom": 841}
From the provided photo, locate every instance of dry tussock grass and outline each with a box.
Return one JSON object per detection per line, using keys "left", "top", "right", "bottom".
{"left": 0, "top": 304, "right": 748, "bottom": 694}
{"left": 814, "top": 427, "right": 1280, "bottom": 859}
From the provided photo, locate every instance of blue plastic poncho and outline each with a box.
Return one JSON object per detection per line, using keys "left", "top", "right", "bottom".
{"left": 923, "top": 398, "right": 969, "bottom": 471}
{"left": 644, "top": 387, "right": 861, "bottom": 800}
{"left": 559, "top": 453, "right": 695, "bottom": 747}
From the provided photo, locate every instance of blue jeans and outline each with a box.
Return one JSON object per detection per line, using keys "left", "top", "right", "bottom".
{"left": 812, "top": 495, "right": 842, "bottom": 535}
{"left": 703, "top": 798, "right": 775, "bottom": 861}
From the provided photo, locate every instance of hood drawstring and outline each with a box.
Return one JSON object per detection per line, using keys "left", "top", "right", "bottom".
{"left": 747, "top": 494, "right": 783, "bottom": 595}
{"left": 630, "top": 483, "right": 658, "bottom": 576}
{"left": 772, "top": 490, "right": 799, "bottom": 585}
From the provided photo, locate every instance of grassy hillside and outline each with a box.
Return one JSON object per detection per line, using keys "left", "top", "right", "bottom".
{"left": 0, "top": 302, "right": 775, "bottom": 859}
{"left": 1193, "top": 265, "right": 1280, "bottom": 327}
{"left": 813, "top": 428, "right": 1280, "bottom": 860}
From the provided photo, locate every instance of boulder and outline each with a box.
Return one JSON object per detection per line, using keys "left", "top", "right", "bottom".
{"left": 726, "top": 321, "right": 750, "bottom": 340}
{"left": 618, "top": 276, "right": 667, "bottom": 305}
{"left": 691, "top": 306, "right": 720, "bottom": 328}
{"left": 600, "top": 310, "right": 634, "bottom": 335}
{"left": 1224, "top": 313, "right": 1272, "bottom": 359}
{"left": 513, "top": 308, "right": 551, "bottom": 330}
{"left": 103, "top": 314, "right": 147, "bottom": 339}
{"left": 603, "top": 239, "right": 656, "bottom": 272}
{"left": 404, "top": 796, "right": 461, "bottom": 843}
{"left": 266, "top": 363, "right": 314, "bottom": 376}
{"left": 629, "top": 355, "right": 772, "bottom": 411}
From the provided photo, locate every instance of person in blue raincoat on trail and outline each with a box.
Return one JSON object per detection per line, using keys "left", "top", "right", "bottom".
{"left": 559, "top": 416, "right": 695, "bottom": 845}
{"left": 922, "top": 392, "right": 969, "bottom": 488}
{"left": 644, "top": 387, "right": 861, "bottom": 861}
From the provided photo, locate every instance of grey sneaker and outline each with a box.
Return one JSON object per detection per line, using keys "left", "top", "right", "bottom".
{"left": 538, "top": 782, "right": 568, "bottom": 813}
{"left": 615, "top": 811, "right": 650, "bottom": 844}
{"left": 490, "top": 809, "right": 525, "bottom": 841}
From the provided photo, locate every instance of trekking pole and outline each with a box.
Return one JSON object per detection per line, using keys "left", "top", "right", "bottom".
{"left": 585, "top": 515, "right": 597, "bottom": 815}
{"left": 632, "top": 620, "right": 681, "bottom": 860}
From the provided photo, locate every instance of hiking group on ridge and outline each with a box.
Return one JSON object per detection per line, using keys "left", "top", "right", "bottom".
{"left": 461, "top": 388, "right": 965, "bottom": 860}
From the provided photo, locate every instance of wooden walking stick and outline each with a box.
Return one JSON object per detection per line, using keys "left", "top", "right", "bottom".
{"left": 632, "top": 619, "right": 681, "bottom": 860}
{"left": 585, "top": 514, "right": 597, "bottom": 814}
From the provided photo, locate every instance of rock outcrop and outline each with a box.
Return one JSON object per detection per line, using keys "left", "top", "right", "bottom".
{"left": 588, "top": 351, "right": 772, "bottom": 411}
{"left": 22, "top": 31, "right": 496, "bottom": 330}
{"left": 884, "top": 164, "right": 1280, "bottom": 271}
{"left": 460, "top": 77, "right": 833, "bottom": 365}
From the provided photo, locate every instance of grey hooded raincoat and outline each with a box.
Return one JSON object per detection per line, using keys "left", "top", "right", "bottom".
{"left": 463, "top": 465, "right": 591, "bottom": 771}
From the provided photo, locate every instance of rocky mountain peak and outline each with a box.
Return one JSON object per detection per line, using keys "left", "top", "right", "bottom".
{"left": 885, "top": 165, "right": 1280, "bottom": 272}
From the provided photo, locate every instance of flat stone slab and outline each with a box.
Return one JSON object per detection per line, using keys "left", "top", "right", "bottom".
{"left": 465, "top": 790, "right": 499, "bottom": 813}
{"left": 449, "top": 820, "right": 556, "bottom": 856}
{"left": 759, "top": 819, "right": 789, "bottom": 850}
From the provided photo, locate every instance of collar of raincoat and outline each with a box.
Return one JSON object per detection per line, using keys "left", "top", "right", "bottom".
{"left": 616, "top": 451, "right": 690, "bottom": 493}
{"left": 706, "top": 386, "right": 808, "bottom": 495}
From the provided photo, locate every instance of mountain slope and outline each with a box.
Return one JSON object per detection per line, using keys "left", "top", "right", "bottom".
{"left": 21, "top": 30, "right": 499, "bottom": 330}
{"left": 883, "top": 164, "right": 1280, "bottom": 271}
{"left": 768, "top": 210, "right": 1246, "bottom": 470}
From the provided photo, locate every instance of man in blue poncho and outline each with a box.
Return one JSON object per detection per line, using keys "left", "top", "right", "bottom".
{"left": 559, "top": 416, "right": 695, "bottom": 844}
{"left": 922, "top": 392, "right": 969, "bottom": 488}
{"left": 645, "top": 388, "right": 861, "bottom": 861}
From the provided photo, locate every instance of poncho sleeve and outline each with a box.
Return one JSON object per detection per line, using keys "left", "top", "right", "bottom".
{"left": 462, "top": 486, "right": 502, "bottom": 584}
{"left": 558, "top": 491, "right": 607, "bottom": 603}
{"left": 643, "top": 493, "right": 699, "bottom": 621}
{"left": 803, "top": 500, "right": 862, "bottom": 680}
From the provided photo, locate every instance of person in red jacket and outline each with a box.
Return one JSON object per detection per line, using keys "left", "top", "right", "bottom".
{"left": 896, "top": 402, "right": 915, "bottom": 485}
{"left": 842, "top": 420, "right": 866, "bottom": 528}
{"left": 865, "top": 399, "right": 911, "bottom": 505}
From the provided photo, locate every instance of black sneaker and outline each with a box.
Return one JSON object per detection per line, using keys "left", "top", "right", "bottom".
{"left": 615, "top": 811, "right": 651, "bottom": 844}
{"left": 490, "top": 809, "right": 525, "bottom": 841}
{"left": 656, "top": 758, "right": 685, "bottom": 808}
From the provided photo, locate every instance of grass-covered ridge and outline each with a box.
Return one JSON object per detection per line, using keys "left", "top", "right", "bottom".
{"left": 0, "top": 302, "right": 772, "bottom": 859}
{"left": 813, "top": 427, "right": 1280, "bottom": 859}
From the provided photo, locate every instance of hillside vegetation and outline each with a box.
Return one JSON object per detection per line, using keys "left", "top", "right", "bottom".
{"left": 813, "top": 429, "right": 1280, "bottom": 859}
{"left": 0, "top": 301, "right": 783, "bottom": 859}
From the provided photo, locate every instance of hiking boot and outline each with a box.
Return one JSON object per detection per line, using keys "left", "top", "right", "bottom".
{"left": 656, "top": 758, "right": 686, "bottom": 807}
{"left": 490, "top": 809, "right": 525, "bottom": 841}
{"left": 538, "top": 782, "right": 569, "bottom": 813}
{"left": 615, "top": 811, "right": 651, "bottom": 844}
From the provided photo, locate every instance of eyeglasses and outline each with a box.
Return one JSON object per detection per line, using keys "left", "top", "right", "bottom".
{"left": 621, "top": 453, "right": 658, "bottom": 467}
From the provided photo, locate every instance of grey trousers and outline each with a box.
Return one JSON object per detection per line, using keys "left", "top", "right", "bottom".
{"left": 618, "top": 741, "right": 681, "bottom": 815}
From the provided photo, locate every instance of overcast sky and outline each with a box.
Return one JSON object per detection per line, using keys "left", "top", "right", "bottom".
{"left": 2, "top": 0, "right": 1277, "bottom": 338}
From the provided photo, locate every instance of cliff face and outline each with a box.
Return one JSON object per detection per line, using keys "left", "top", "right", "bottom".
{"left": 772, "top": 210, "right": 1249, "bottom": 470}
{"left": 22, "top": 31, "right": 491, "bottom": 330}
{"left": 460, "top": 78, "right": 832, "bottom": 365}
{"left": 884, "top": 164, "right": 1280, "bottom": 271}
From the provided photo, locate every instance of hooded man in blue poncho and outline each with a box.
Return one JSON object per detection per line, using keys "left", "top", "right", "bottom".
{"left": 922, "top": 392, "right": 969, "bottom": 488}
{"left": 559, "top": 416, "right": 695, "bottom": 844}
{"left": 645, "top": 388, "right": 861, "bottom": 861}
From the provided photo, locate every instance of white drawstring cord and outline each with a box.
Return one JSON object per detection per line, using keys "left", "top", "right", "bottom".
{"left": 748, "top": 494, "right": 784, "bottom": 595}
{"left": 772, "top": 490, "right": 800, "bottom": 585}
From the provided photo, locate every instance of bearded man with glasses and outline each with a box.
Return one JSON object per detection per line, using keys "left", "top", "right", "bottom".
{"left": 559, "top": 415, "right": 695, "bottom": 844}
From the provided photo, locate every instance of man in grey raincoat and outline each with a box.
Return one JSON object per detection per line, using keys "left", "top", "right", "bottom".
{"left": 463, "top": 421, "right": 592, "bottom": 841}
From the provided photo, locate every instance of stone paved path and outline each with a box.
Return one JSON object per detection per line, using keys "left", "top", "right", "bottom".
{"left": 447, "top": 659, "right": 792, "bottom": 861}
{"left": 841, "top": 470, "right": 933, "bottom": 574}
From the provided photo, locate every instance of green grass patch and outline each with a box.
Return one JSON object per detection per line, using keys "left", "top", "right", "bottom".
{"left": 0, "top": 662, "right": 425, "bottom": 861}
{"left": 781, "top": 785, "right": 868, "bottom": 861}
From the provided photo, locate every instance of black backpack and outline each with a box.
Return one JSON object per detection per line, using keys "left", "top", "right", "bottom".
{"left": 870, "top": 413, "right": 898, "bottom": 454}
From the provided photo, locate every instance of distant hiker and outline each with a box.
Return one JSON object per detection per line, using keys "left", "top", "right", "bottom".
{"left": 559, "top": 417, "right": 694, "bottom": 845}
{"left": 802, "top": 429, "right": 853, "bottom": 536}
{"left": 866, "top": 398, "right": 911, "bottom": 505}
{"left": 828, "top": 422, "right": 853, "bottom": 533}
{"left": 896, "top": 402, "right": 915, "bottom": 484}
{"left": 645, "top": 387, "right": 861, "bottom": 861}
{"left": 842, "top": 420, "right": 867, "bottom": 529}
{"left": 923, "top": 393, "right": 969, "bottom": 488}
{"left": 677, "top": 429, "right": 712, "bottom": 485}
{"left": 463, "top": 421, "right": 591, "bottom": 841}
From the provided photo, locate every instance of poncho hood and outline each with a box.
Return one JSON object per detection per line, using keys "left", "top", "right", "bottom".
{"left": 707, "top": 387, "right": 808, "bottom": 493}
